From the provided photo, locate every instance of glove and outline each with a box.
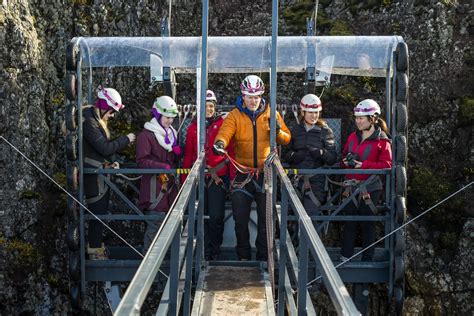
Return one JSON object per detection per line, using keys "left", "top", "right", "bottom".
{"left": 163, "top": 164, "right": 171, "bottom": 170}
{"left": 172, "top": 145, "right": 181, "bottom": 156}
{"left": 213, "top": 140, "right": 226, "bottom": 156}
{"left": 290, "top": 150, "right": 306, "bottom": 164}
{"left": 309, "top": 147, "right": 323, "bottom": 160}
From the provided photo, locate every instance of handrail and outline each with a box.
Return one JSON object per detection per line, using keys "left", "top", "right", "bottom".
{"left": 114, "top": 152, "right": 205, "bottom": 315}
{"left": 273, "top": 157, "right": 360, "bottom": 316}
{"left": 82, "top": 167, "right": 390, "bottom": 175}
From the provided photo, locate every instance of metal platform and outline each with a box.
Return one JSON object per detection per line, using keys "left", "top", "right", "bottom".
{"left": 192, "top": 266, "right": 274, "bottom": 316}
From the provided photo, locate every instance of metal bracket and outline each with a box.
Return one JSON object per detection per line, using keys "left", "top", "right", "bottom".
{"left": 161, "top": 16, "right": 170, "bottom": 37}
{"left": 163, "top": 66, "right": 177, "bottom": 100}
{"left": 104, "top": 281, "right": 122, "bottom": 313}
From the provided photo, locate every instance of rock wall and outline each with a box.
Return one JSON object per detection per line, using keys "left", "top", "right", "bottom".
{"left": 0, "top": 0, "right": 472, "bottom": 314}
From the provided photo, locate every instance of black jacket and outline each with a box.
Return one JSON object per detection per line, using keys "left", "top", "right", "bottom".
{"left": 284, "top": 121, "right": 337, "bottom": 192}
{"left": 82, "top": 106, "right": 129, "bottom": 196}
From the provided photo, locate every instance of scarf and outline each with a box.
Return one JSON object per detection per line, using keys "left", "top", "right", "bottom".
{"left": 144, "top": 118, "right": 178, "bottom": 152}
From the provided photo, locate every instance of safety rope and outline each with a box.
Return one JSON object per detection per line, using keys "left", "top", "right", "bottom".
{"left": 0, "top": 136, "right": 173, "bottom": 279}
{"left": 306, "top": 181, "right": 473, "bottom": 288}
{"left": 264, "top": 151, "right": 278, "bottom": 298}
{"left": 116, "top": 173, "right": 142, "bottom": 181}
{"left": 224, "top": 152, "right": 261, "bottom": 177}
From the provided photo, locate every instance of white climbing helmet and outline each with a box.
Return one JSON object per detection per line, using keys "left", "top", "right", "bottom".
{"left": 240, "top": 75, "right": 265, "bottom": 96}
{"left": 153, "top": 95, "right": 178, "bottom": 118}
{"left": 354, "top": 99, "right": 381, "bottom": 117}
{"left": 206, "top": 90, "right": 217, "bottom": 103}
{"left": 97, "top": 86, "right": 124, "bottom": 111}
{"left": 300, "top": 94, "right": 322, "bottom": 112}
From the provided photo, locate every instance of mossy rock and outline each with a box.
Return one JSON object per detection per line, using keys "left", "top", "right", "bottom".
{"left": 409, "top": 166, "right": 451, "bottom": 208}
{"left": 458, "top": 97, "right": 474, "bottom": 124}
{"left": 329, "top": 20, "right": 352, "bottom": 36}
{"left": 6, "top": 239, "right": 42, "bottom": 270}
{"left": 109, "top": 120, "right": 139, "bottom": 161}
{"left": 282, "top": 2, "right": 315, "bottom": 34}
{"left": 409, "top": 166, "right": 467, "bottom": 254}
{"left": 20, "top": 190, "right": 41, "bottom": 200}
{"left": 52, "top": 172, "right": 67, "bottom": 188}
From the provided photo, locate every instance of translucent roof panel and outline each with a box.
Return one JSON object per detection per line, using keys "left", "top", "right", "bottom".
{"left": 77, "top": 36, "right": 403, "bottom": 77}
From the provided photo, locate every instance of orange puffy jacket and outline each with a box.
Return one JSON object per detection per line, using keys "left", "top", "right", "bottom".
{"left": 215, "top": 99, "right": 291, "bottom": 168}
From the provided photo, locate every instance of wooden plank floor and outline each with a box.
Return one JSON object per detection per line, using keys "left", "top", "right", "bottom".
{"left": 193, "top": 266, "right": 273, "bottom": 315}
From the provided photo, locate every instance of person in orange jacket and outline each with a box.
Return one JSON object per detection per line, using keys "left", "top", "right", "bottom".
{"left": 213, "top": 75, "right": 291, "bottom": 261}
{"left": 182, "top": 90, "right": 235, "bottom": 260}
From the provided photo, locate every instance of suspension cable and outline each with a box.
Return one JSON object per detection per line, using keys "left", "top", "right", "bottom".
{"left": 0, "top": 136, "right": 173, "bottom": 278}
{"left": 306, "top": 181, "right": 473, "bottom": 288}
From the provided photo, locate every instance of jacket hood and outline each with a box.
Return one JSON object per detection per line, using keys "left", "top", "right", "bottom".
{"left": 356, "top": 127, "right": 391, "bottom": 143}
{"left": 236, "top": 95, "right": 267, "bottom": 119}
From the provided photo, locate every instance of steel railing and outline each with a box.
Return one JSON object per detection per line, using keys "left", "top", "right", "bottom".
{"left": 114, "top": 152, "right": 205, "bottom": 315}
{"left": 273, "top": 157, "right": 360, "bottom": 316}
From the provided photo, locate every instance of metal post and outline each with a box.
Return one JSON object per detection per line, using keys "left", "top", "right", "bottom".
{"left": 169, "top": 225, "right": 181, "bottom": 315}
{"left": 76, "top": 53, "right": 86, "bottom": 294}
{"left": 183, "top": 185, "right": 196, "bottom": 315}
{"left": 270, "top": 0, "right": 278, "bottom": 150}
{"left": 297, "top": 226, "right": 308, "bottom": 315}
{"left": 196, "top": 0, "right": 209, "bottom": 274}
{"left": 278, "top": 186, "right": 288, "bottom": 316}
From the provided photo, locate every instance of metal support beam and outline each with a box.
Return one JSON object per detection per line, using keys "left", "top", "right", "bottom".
{"left": 274, "top": 157, "right": 360, "bottom": 316}
{"left": 114, "top": 153, "right": 204, "bottom": 315}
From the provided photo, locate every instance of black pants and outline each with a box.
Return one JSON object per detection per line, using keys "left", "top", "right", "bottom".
{"left": 231, "top": 172, "right": 267, "bottom": 261}
{"left": 87, "top": 190, "right": 110, "bottom": 248}
{"left": 341, "top": 190, "right": 381, "bottom": 260}
{"left": 204, "top": 177, "right": 227, "bottom": 257}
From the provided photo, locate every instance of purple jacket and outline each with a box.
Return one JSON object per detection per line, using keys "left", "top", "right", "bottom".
{"left": 136, "top": 129, "right": 178, "bottom": 212}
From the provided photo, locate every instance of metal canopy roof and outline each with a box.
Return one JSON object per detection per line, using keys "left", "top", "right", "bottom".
{"left": 77, "top": 36, "right": 403, "bottom": 77}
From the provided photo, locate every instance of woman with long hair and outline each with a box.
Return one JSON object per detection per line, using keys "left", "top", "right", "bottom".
{"left": 285, "top": 94, "right": 337, "bottom": 217}
{"left": 83, "top": 86, "right": 136, "bottom": 260}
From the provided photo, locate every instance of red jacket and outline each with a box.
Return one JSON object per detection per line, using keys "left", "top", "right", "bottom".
{"left": 342, "top": 127, "right": 392, "bottom": 182}
{"left": 182, "top": 115, "right": 235, "bottom": 182}
{"left": 136, "top": 129, "right": 178, "bottom": 212}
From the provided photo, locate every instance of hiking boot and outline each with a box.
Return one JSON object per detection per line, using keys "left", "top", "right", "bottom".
{"left": 88, "top": 245, "right": 108, "bottom": 260}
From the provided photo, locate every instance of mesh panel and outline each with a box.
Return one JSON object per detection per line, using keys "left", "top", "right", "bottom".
{"left": 325, "top": 118, "right": 341, "bottom": 155}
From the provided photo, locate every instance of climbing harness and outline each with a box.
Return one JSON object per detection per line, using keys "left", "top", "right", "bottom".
{"left": 149, "top": 174, "right": 175, "bottom": 211}
{"left": 327, "top": 175, "right": 379, "bottom": 215}
{"left": 84, "top": 157, "right": 112, "bottom": 204}
{"left": 205, "top": 159, "right": 229, "bottom": 190}
{"left": 292, "top": 175, "right": 322, "bottom": 209}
